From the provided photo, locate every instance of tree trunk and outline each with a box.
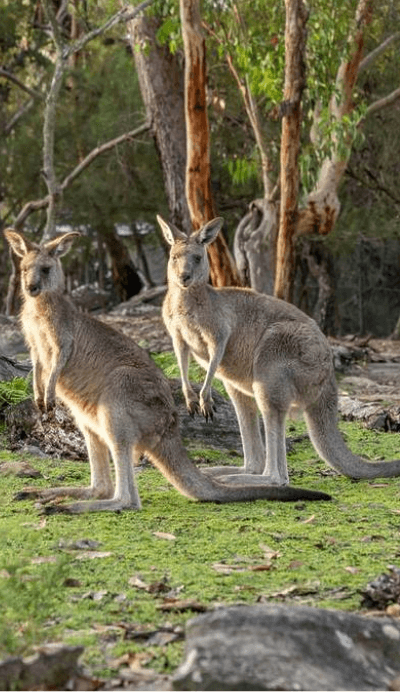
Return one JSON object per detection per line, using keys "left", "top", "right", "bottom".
{"left": 274, "top": 0, "right": 308, "bottom": 302}
{"left": 100, "top": 226, "right": 143, "bottom": 302}
{"left": 233, "top": 198, "right": 278, "bottom": 294}
{"left": 297, "top": 0, "right": 373, "bottom": 239}
{"left": 128, "top": 15, "right": 191, "bottom": 234}
{"left": 301, "top": 239, "right": 337, "bottom": 334}
{"left": 180, "top": 0, "right": 240, "bottom": 287}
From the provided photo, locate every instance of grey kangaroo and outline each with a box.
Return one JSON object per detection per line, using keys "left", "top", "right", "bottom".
{"left": 158, "top": 214, "right": 400, "bottom": 486}
{"left": 4, "top": 228, "right": 330, "bottom": 513}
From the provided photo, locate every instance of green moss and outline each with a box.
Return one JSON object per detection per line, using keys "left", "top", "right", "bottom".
{"left": 0, "top": 417, "right": 399, "bottom": 678}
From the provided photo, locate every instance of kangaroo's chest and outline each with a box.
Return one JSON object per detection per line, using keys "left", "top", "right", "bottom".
{"left": 23, "top": 320, "right": 53, "bottom": 363}
{"left": 164, "top": 295, "right": 210, "bottom": 358}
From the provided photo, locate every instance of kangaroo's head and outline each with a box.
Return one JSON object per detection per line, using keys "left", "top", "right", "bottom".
{"left": 157, "top": 216, "right": 224, "bottom": 289}
{"left": 4, "top": 229, "right": 80, "bottom": 298}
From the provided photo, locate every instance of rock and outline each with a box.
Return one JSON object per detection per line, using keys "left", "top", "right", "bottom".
{"left": 361, "top": 565, "right": 400, "bottom": 610}
{"left": 171, "top": 380, "right": 243, "bottom": 453}
{"left": 0, "top": 644, "right": 83, "bottom": 691}
{"left": 0, "top": 355, "right": 31, "bottom": 382}
{"left": 173, "top": 604, "right": 400, "bottom": 691}
{"left": 0, "top": 461, "right": 42, "bottom": 477}
{"left": 0, "top": 315, "right": 28, "bottom": 359}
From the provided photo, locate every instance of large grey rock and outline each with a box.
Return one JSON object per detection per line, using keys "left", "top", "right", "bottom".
{"left": 173, "top": 604, "right": 400, "bottom": 691}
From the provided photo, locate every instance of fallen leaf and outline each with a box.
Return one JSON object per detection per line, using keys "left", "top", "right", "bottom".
{"left": 212, "top": 562, "right": 247, "bottom": 574}
{"left": 259, "top": 543, "right": 281, "bottom": 560}
{"left": 345, "top": 566, "right": 360, "bottom": 574}
{"left": 300, "top": 514, "right": 315, "bottom": 524}
{"left": 75, "top": 551, "right": 113, "bottom": 560}
{"left": 129, "top": 574, "right": 169, "bottom": 593}
{"left": 249, "top": 564, "right": 273, "bottom": 572}
{"left": 156, "top": 598, "right": 207, "bottom": 612}
{"left": 31, "top": 556, "right": 57, "bottom": 565}
{"left": 125, "top": 627, "right": 184, "bottom": 646}
{"left": 152, "top": 531, "right": 176, "bottom": 541}
{"left": 288, "top": 560, "right": 304, "bottom": 570}
{"left": 129, "top": 575, "right": 148, "bottom": 590}
{"left": 80, "top": 590, "right": 108, "bottom": 601}
{"left": 22, "top": 518, "right": 47, "bottom": 530}
{"left": 110, "top": 651, "right": 155, "bottom": 674}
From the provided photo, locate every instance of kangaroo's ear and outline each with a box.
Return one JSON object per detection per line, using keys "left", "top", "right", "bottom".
{"left": 4, "top": 229, "right": 37, "bottom": 257}
{"left": 194, "top": 217, "right": 224, "bottom": 246}
{"left": 45, "top": 232, "right": 81, "bottom": 258}
{"left": 157, "top": 215, "right": 187, "bottom": 245}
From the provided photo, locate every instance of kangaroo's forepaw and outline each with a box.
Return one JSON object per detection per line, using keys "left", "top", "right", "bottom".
{"left": 35, "top": 398, "right": 46, "bottom": 414}
{"left": 200, "top": 399, "right": 216, "bottom": 422}
{"left": 187, "top": 400, "right": 200, "bottom": 417}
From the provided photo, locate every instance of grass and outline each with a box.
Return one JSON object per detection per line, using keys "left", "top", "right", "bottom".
{"left": 0, "top": 353, "right": 399, "bottom": 681}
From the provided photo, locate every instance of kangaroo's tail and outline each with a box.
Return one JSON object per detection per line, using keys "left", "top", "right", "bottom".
{"left": 147, "top": 432, "right": 331, "bottom": 503}
{"left": 304, "top": 380, "right": 400, "bottom": 479}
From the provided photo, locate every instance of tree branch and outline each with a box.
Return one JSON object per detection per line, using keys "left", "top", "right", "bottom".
{"left": 42, "top": 0, "right": 65, "bottom": 240}
{"left": 60, "top": 121, "right": 151, "bottom": 190}
{"left": 359, "top": 32, "right": 400, "bottom": 73}
{"left": 12, "top": 122, "right": 151, "bottom": 229}
{"left": 347, "top": 165, "right": 400, "bottom": 207}
{"left": 0, "top": 68, "right": 45, "bottom": 101}
{"left": 4, "top": 98, "right": 35, "bottom": 135}
{"left": 203, "top": 18, "right": 274, "bottom": 199}
{"left": 66, "top": 0, "right": 155, "bottom": 58}
{"left": 365, "top": 86, "right": 400, "bottom": 117}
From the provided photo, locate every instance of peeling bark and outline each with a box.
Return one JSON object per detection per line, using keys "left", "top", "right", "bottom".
{"left": 274, "top": 0, "right": 307, "bottom": 302}
{"left": 180, "top": 0, "right": 240, "bottom": 287}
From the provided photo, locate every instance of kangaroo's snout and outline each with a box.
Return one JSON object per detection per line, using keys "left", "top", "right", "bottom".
{"left": 180, "top": 272, "right": 192, "bottom": 287}
{"left": 27, "top": 282, "right": 41, "bottom": 297}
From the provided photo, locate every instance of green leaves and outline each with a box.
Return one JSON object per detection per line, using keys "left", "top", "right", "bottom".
{"left": 0, "top": 377, "right": 32, "bottom": 409}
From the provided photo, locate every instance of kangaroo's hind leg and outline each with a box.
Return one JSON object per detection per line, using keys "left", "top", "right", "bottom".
{"left": 202, "top": 384, "right": 265, "bottom": 479}
{"left": 15, "top": 428, "right": 114, "bottom": 503}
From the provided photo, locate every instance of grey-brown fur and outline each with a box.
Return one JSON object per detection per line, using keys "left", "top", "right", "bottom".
{"left": 4, "top": 229, "right": 330, "bottom": 512}
{"left": 158, "top": 215, "right": 400, "bottom": 486}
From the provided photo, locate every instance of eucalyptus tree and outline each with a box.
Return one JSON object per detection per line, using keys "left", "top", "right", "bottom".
{"left": 204, "top": 0, "right": 400, "bottom": 324}
{"left": 1, "top": 0, "right": 158, "bottom": 312}
{"left": 130, "top": 0, "right": 240, "bottom": 286}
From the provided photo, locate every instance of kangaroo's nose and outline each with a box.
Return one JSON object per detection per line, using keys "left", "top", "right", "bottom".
{"left": 28, "top": 283, "right": 41, "bottom": 296}
{"left": 181, "top": 273, "right": 191, "bottom": 285}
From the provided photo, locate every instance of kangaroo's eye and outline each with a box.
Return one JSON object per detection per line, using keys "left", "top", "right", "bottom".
{"left": 41, "top": 267, "right": 51, "bottom": 276}
{"left": 194, "top": 256, "right": 202, "bottom": 264}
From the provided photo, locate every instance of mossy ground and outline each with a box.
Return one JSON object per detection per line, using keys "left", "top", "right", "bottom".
{"left": 0, "top": 353, "right": 399, "bottom": 679}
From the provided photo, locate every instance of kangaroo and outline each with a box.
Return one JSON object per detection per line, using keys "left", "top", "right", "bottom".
{"left": 4, "top": 228, "right": 330, "bottom": 513}
{"left": 158, "top": 214, "right": 400, "bottom": 486}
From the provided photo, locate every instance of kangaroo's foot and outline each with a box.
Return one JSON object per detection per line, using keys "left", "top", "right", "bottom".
{"left": 14, "top": 485, "right": 113, "bottom": 503}
{"left": 211, "top": 473, "right": 289, "bottom": 487}
{"left": 202, "top": 465, "right": 246, "bottom": 477}
{"left": 42, "top": 496, "right": 141, "bottom": 514}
